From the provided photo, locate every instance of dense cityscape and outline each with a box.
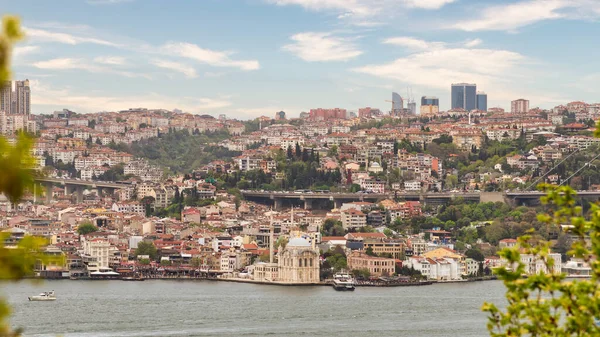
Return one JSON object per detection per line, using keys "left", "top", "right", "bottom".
{"left": 1, "top": 1, "right": 600, "bottom": 334}
{"left": 0, "top": 79, "right": 596, "bottom": 285}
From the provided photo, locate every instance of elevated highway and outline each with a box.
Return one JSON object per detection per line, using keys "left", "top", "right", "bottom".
{"left": 241, "top": 190, "right": 482, "bottom": 210}
{"left": 34, "top": 177, "right": 129, "bottom": 203}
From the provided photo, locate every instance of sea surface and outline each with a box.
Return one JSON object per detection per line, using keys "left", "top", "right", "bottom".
{"left": 2, "top": 280, "right": 507, "bottom": 337}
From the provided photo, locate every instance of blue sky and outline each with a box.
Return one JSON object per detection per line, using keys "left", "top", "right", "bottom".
{"left": 4, "top": 0, "right": 600, "bottom": 119}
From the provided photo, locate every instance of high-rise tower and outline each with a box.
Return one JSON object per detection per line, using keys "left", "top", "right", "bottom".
{"left": 476, "top": 91, "right": 487, "bottom": 111}
{"left": 451, "top": 83, "right": 476, "bottom": 111}
{"left": 0, "top": 81, "right": 11, "bottom": 114}
{"left": 15, "top": 79, "right": 31, "bottom": 115}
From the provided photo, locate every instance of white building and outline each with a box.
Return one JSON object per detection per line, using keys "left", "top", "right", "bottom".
{"left": 405, "top": 256, "right": 461, "bottom": 281}
{"left": 404, "top": 180, "right": 421, "bottom": 191}
{"left": 340, "top": 209, "right": 367, "bottom": 229}
{"left": 83, "top": 238, "right": 111, "bottom": 269}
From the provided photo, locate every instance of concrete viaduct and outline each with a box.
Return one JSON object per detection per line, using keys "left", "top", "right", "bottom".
{"left": 240, "top": 190, "right": 506, "bottom": 210}
{"left": 34, "top": 178, "right": 129, "bottom": 204}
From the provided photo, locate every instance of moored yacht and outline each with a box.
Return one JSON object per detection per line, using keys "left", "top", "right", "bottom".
{"left": 332, "top": 273, "right": 355, "bottom": 291}
{"left": 28, "top": 291, "right": 56, "bottom": 301}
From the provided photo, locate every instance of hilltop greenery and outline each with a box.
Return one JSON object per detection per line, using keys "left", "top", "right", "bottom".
{"left": 111, "top": 129, "right": 236, "bottom": 174}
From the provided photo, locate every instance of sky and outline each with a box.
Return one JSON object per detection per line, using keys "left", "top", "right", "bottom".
{"left": 4, "top": 0, "right": 600, "bottom": 119}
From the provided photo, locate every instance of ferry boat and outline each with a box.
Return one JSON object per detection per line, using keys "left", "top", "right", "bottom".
{"left": 562, "top": 258, "right": 592, "bottom": 278}
{"left": 332, "top": 274, "right": 355, "bottom": 291}
{"left": 28, "top": 291, "right": 56, "bottom": 301}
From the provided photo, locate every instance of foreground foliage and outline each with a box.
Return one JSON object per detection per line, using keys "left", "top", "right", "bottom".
{"left": 0, "top": 15, "right": 59, "bottom": 337}
{"left": 483, "top": 184, "right": 600, "bottom": 336}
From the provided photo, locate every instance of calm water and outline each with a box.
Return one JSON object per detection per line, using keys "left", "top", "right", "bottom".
{"left": 3, "top": 280, "right": 506, "bottom": 337}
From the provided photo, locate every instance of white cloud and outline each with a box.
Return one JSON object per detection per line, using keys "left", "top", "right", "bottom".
{"left": 94, "top": 56, "right": 127, "bottom": 65}
{"left": 13, "top": 46, "right": 40, "bottom": 58}
{"left": 464, "top": 38, "right": 482, "bottom": 48}
{"left": 163, "top": 42, "right": 260, "bottom": 71}
{"left": 32, "top": 58, "right": 149, "bottom": 79}
{"left": 283, "top": 32, "right": 362, "bottom": 62}
{"left": 403, "top": 0, "right": 455, "bottom": 9}
{"left": 450, "top": 0, "right": 568, "bottom": 32}
{"left": 267, "top": 0, "right": 454, "bottom": 17}
{"left": 353, "top": 40, "right": 531, "bottom": 102}
{"left": 150, "top": 59, "right": 198, "bottom": 78}
{"left": 267, "top": 0, "right": 376, "bottom": 17}
{"left": 24, "top": 27, "right": 120, "bottom": 47}
{"left": 383, "top": 36, "right": 445, "bottom": 50}
{"left": 29, "top": 80, "right": 231, "bottom": 114}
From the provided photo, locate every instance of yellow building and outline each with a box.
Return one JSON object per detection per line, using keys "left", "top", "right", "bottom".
{"left": 347, "top": 251, "right": 395, "bottom": 277}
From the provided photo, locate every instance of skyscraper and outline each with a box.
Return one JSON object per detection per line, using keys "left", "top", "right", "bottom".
{"left": 407, "top": 102, "right": 416, "bottom": 115}
{"left": 451, "top": 83, "right": 476, "bottom": 111}
{"left": 476, "top": 91, "right": 487, "bottom": 111}
{"left": 511, "top": 99, "right": 529, "bottom": 114}
{"left": 392, "top": 92, "right": 403, "bottom": 115}
{"left": 15, "top": 79, "right": 30, "bottom": 115}
{"left": 0, "top": 81, "right": 11, "bottom": 114}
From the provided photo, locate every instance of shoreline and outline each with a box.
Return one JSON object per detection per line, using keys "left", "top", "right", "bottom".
{"left": 29, "top": 275, "right": 498, "bottom": 287}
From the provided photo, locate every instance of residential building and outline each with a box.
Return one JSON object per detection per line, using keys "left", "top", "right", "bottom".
{"left": 341, "top": 209, "right": 367, "bottom": 229}
{"left": 1, "top": 81, "right": 11, "bottom": 114}
{"left": 451, "top": 83, "right": 477, "bottom": 111}
{"left": 15, "top": 79, "right": 31, "bottom": 115}
{"left": 83, "top": 238, "right": 111, "bottom": 269}
{"left": 511, "top": 99, "right": 530, "bottom": 114}
{"left": 517, "top": 253, "right": 562, "bottom": 275}
{"left": 308, "top": 108, "right": 346, "bottom": 121}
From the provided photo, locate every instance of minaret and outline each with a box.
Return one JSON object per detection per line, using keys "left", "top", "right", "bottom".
{"left": 269, "top": 211, "right": 274, "bottom": 264}
{"left": 290, "top": 206, "right": 294, "bottom": 227}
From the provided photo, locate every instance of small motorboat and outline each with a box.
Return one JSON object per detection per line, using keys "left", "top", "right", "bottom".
{"left": 28, "top": 291, "right": 56, "bottom": 301}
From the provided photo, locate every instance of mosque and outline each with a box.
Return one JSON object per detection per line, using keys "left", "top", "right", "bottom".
{"left": 253, "top": 211, "right": 320, "bottom": 284}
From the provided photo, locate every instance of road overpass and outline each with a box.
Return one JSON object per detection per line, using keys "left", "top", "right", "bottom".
{"left": 241, "top": 190, "right": 484, "bottom": 210}
{"left": 35, "top": 177, "right": 129, "bottom": 204}
{"left": 506, "top": 190, "right": 600, "bottom": 205}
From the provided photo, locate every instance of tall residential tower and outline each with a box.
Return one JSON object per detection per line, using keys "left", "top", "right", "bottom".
{"left": 15, "top": 79, "right": 31, "bottom": 115}
{"left": 0, "top": 81, "right": 11, "bottom": 114}
{"left": 511, "top": 99, "right": 529, "bottom": 114}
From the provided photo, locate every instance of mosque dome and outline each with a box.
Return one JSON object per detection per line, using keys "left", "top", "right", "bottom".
{"left": 287, "top": 237, "right": 311, "bottom": 247}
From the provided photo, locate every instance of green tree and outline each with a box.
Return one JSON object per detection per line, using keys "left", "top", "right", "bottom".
{"left": 483, "top": 184, "right": 600, "bottom": 336}
{"left": 0, "top": 17, "right": 60, "bottom": 336}
{"left": 135, "top": 241, "right": 158, "bottom": 260}
{"left": 365, "top": 246, "right": 376, "bottom": 256}
{"left": 77, "top": 222, "right": 98, "bottom": 235}
{"left": 465, "top": 248, "right": 485, "bottom": 262}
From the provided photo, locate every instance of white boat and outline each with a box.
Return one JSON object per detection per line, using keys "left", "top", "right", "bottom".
{"left": 332, "top": 274, "right": 355, "bottom": 291}
{"left": 28, "top": 291, "right": 56, "bottom": 301}
{"left": 562, "top": 258, "right": 592, "bottom": 278}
